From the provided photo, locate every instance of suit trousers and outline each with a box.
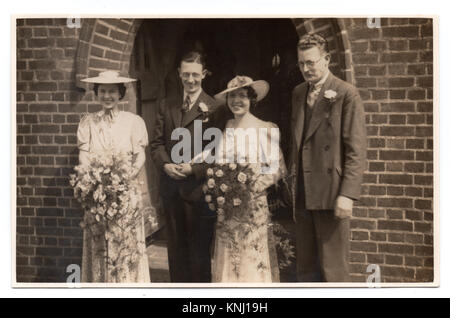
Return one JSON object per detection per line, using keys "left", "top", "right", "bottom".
{"left": 163, "top": 191, "right": 216, "bottom": 283}
{"left": 295, "top": 208, "right": 351, "bottom": 282}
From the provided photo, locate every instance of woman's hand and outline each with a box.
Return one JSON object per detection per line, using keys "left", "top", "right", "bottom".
{"left": 164, "top": 163, "right": 187, "bottom": 180}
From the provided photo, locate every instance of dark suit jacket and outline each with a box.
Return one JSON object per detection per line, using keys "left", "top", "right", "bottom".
{"left": 288, "top": 72, "right": 367, "bottom": 211}
{"left": 150, "top": 90, "right": 220, "bottom": 202}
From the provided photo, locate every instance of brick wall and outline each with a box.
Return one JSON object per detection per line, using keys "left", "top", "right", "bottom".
{"left": 15, "top": 17, "right": 434, "bottom": 283}
{"left": 345, "top": 18, "right": 434, "bottom": 282}
{"left": 17, "top": 18, "right": 89, "bottom": 282}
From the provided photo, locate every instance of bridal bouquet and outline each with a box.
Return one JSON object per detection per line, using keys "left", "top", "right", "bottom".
{"left": 70, "top": 151, "right": 149, "bottom": 281}
{"left": 203, "top": 162, "right": 294, "bottom": 276}
{"left": 202, "top": 162, "right": 257, "bottom": 223}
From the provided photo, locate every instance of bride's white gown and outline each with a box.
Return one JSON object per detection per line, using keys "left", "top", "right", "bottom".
{"left": 211, "top": 119, "right": 286, "bottom": 283}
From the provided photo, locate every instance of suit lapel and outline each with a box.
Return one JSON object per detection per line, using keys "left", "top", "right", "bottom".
{"left": 304, "top": 73, "right": 335, "bottom": 142}
{"left": 170, "top": 95, "right": 183, "bottom": 128}
{"left": 181, "top": 91, "right": 206, "bottom": 127}
{"left": 294, "top": 84, "right": 308, "bottom": 151}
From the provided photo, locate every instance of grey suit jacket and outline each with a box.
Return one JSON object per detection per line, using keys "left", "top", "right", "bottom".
{"left": 289, "top": 72, "right": 367, "bottom": 211}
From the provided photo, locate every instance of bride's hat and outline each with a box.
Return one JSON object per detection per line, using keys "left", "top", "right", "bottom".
{"left": 214, "top": 76, "right": 269, "bottom": 105}
{"left": 81, "top": 70, "right": 136, "bottom": 84}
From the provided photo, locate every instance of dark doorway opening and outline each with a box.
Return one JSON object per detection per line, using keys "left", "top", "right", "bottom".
{"left": 130, "top": 19, "right": 302, "bottom": 282}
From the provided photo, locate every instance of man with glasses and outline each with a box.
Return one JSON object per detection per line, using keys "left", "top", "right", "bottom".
{"left": 289, "top": 33, "right": 367, "bottom": 282}
{"left": 151, "top": 51, "right": 219, "bottom": 282}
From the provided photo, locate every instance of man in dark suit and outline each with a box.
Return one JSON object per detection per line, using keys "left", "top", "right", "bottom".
{"left": 289, "top": 34, "right": 366, "bottom": 282}
{"left": 150, "top": 51, "right": 220, "bottom": 282}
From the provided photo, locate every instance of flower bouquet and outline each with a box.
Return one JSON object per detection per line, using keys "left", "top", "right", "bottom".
{"left": 202, "top": 161, "right": 294, "bottom": 276}
{"left": 70, "top": 151, "right": 149, "bottom": 281}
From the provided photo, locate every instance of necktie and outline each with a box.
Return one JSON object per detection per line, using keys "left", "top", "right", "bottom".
{"left": 306, "top": 83, "right": 322, "bottom": 109}
{"left": 181, "top": 95, "right": 191, "bottom": 113}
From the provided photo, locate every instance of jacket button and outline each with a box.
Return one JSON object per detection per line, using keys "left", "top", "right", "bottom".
{"left": 324, "top": 145, "right": 330, "bottom": 151}
{"left": 327, "top": 168, "right": 332, "bottom": 174}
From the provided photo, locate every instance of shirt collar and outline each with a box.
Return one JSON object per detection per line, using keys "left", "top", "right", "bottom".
{"left": 309, "top": 70, "right": 330, "bottom": 89}
{"left": 183, "top": 88, "right": 203, "bottom": 109}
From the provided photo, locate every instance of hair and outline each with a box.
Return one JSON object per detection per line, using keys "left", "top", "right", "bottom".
{"left": 297, "top": 33, "right": 329, "bottom": 55}
{"left": 179, "top": 50, "right": 206, "bottom": 69}
{"left": 93, "top": 83, "right": 126, "bottom": 100}
{"left": 226, "top": 85, "right": 258, "bottom": 110}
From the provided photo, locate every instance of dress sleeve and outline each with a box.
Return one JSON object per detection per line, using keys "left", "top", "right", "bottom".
{"left": 253, "top": 122, "right": 287, "bottom": 192}
{"left": 131, "top": 115, "right": 149, "bottom": 154}
{"left": 77, "top": 114, "right": 91, "bottom": 152}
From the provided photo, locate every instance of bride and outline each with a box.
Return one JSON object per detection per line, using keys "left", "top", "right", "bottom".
{"left": 207, "top": 76, "right": 286, "bottom": 283}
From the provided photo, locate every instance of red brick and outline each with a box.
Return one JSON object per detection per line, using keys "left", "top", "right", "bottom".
{"left": 387, "top": 186, "right": 404, "bottom": 196}
{"left": 405, "top": 256, "right": 423, "bottom": 267}
{"left": 424, "top": 257, "right": 434, "bottom": 268}
{"left": 351, "top": 241, "right": 377, "bottom": 253}
{"left": 389, "top": 90, "right": 406, "bottom": 99}
{"left": 380, "top": 102, "right": 415, "bottom": 112}
{"left": 28, "top": 38, "right": 55, "bottom": 48}
{"left": 382, "top": 26, "right": 420, "bottom": 38}
{"left": 350, "top": 252, "right": 366, "bottom": 263}
{"left": 404, "top": 162, "right": 424, "bottom": 173}
{"left": 379, "top": 150, "right": 414, "bottom": 160}
{"left": 417, "top": 77, "right": 433, "bottom": 88}
{"left": 368, "top": 209, "right": 386, "bottom": 218}
{"left": 406, "top": 115, "right": 425, "bottom": 125}
{"left": 388, "top": 115, "right": 406, "bottom": 125}
{"left": 408, "top": 90, "right": 426, "bottom": 100}
{"left": 381, "top": 53, "right": 417, "bottom": 63}
{"left": 385, "top": 255, "right": 403, "bottom": 265}
{"left": 417, "top": 102, "right": 432, "bottom": 112}
{"left": 386, "top": 163, "right": 402, "bottom": 173}
{"left": 414, "top": 199, "right": 432, "bottom": 210}
{"left": 386, "top": 209, "right": 403, "bottom": 219}
{"left": 352, "top": 231, "right": 369, "bottom": 241}
{"left": 355, "top": 77, "right": 377, "bottom": 88}
{"left": 415, "top": 127, "right": 433, "bottom": 138}
{"left": 351, "top": 219, "right": 376, "bottom": 230}
{"left": 378, "top": 198, "right": 413, "bottom": 209}
{"left": 367, "top": 253, "right": 384, "bottom": 264}
{"left": 415, "top": 245, "right": 433, "bottom": 256}
{"left": 416, "top": 151, "right": 433, "bottom": 161}
{"left": 352, "top": 53, "right": 379, "bottom": 64}
{"left": 420, "top": 23, "right": 433, "bottom": 37}
{"left": 388, "top": 77, "right": 415, "bottom": 88}
{"left": 414, "top": 222, "right": 432, "bottom": 233}
{"left": 416, "top": 269, "right": 433, "bottom": 282}
{"left": 379, "top": 244, "right": 414, "bottom": 255}
{"left": 407, "top": 64, "right": 426, "bottom": 76}
{"left": 380, "top": 128, "right": 416, "bottom": 138}
{"left": 30, "top": 82, "right": 57, "bottom": 92}
{"left": 368, "top": 138, "right": 385, "bottom": 148}
{"left": 370, "top": 232, "right": 387, "bottom": 242}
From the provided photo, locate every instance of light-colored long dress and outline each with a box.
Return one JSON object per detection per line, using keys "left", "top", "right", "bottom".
{"left": 77, "top": 110, "right": 151, "bottom": 283}
{"left": 211, "top": 119, "right": 286, "bottom": 283}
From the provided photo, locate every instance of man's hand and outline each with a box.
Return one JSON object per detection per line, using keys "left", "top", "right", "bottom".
{"left": 334, "top": 195, "right": 354, "bottom": 219}
{"left": 163, "top": 163, "right": 187, "bottom": 180}
{"left": 177, "top": 163, "right": 193, "bottom": 176}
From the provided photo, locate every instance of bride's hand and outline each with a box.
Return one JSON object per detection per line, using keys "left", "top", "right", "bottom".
{"left": 177, "top": 163, "right": 193, "bottom": 176}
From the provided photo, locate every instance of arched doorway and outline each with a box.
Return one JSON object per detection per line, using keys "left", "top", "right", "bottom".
{"left": 129, "top": 19, "right": 302, "bottom": 234}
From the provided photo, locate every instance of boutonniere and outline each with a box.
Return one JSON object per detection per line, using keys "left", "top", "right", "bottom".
{"left": 199, "top": 102, "right": 210, "bottom": 123}
{"left": 324, "top": 90, "right": 337, "bottom": 103}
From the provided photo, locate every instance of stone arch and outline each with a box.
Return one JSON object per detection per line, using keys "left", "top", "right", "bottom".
{"left": 75, "top": 18, "right": 354, "bottom": 90}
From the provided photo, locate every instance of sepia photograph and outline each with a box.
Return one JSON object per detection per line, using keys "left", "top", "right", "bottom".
{"left": 13, "top": 15, "right": 437, "bottom": 286}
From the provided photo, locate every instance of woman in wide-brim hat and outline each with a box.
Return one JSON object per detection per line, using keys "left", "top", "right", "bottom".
{"left": 209, "top": 75, "right": 287, "bottom": 283}
{"left": 77, "top": 70, "right": 152, "bottom": 283}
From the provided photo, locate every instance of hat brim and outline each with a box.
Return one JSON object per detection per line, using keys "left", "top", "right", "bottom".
{"left": 214, "top": 80, "right": 270, "bottom": 105}
{"left": 81, "top": 76, "right": 136, "bottom": 84}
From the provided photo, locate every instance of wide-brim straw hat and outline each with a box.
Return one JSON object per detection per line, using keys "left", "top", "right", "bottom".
{"left": 81, "top": 70, "right": 136, "bottom": 84}
{"left": 214, "top": 76, "right": 269, "bottom": 105}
